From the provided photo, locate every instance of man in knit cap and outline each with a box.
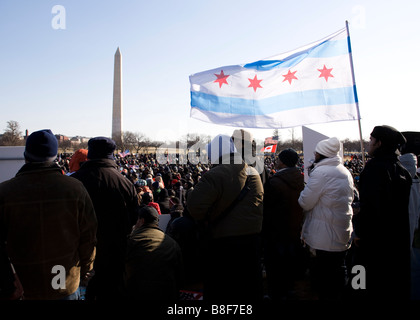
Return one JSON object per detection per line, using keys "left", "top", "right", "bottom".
{"left": 71, "top": 136, "right": 139, "bottom": 300}
{"left": 0, "top": 129, "right": 97, "bottom": 300}
{"left": 299, "top": 137, "right": 354, "bottom": 300}
{"left": 67, "top": 148, "right": 88, "bottom": 175}
{"left": 352, "top": 125, "right": 412, "bottom": 300}
{"left": 262, "top": 148, "right": 306, "bottom": 300}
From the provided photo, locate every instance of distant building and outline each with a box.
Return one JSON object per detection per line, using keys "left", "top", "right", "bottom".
{"left": 55, "top": 134, "right": 69, "bottom": 142}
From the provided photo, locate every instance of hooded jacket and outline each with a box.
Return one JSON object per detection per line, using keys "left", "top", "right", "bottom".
{"left": 299, "top": 156, "right": 354, "bottom": 252}
{"left": 0, "top": 163, "right": 97, "bottom": 300}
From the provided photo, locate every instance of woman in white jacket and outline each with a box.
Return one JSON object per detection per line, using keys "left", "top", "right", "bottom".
{"left": 298, "top": 137, "right": 354, "bottom": 300}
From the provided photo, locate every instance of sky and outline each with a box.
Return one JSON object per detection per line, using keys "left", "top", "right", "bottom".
{"left": 0, "top": 0, "right": 419, "bottom": 144}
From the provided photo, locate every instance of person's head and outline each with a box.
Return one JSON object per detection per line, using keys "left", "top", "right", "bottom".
{"left": 158, "top": 188, "right": 169, "bottom": 200}
{"left": 151, "top": 181, "right": 160, "bottom": 191}
{"left": 142, "top": 192, "right": 153, "bottom": 204}
{"left": 206, "top": 134, "right": 237, "bottom": 164}
{"left": 24, "top": 129, "right": 58, "bottom": 163}
{"left": 69, "top": 149, "right": 88, "bottom": 172}
{"left": 87, "top": 137, "right": 116, "bottom": 160}
{"left": 315, "top": 137, "right": 341, "bottom": 161}
{"left": 135, "top": 206, "right": 159, "bottom": 228}
{"left": 169, "top": 196, "right": 181, "bottom": 208}
{"left": 276, "top": 148, "right": 299, "bottom": 169}
{"left": 231, "top": 129, "right": 256, "bottom": 160}
{"left": 368, "top": 125, "right": 406, "bottom": 157}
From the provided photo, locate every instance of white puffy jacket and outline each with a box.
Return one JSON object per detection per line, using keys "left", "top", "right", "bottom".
{"left": 299, "top": 156, "right": 354, "bottom": 252}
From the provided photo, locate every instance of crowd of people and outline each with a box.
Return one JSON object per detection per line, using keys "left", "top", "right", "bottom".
{"left": 0, "top": 126, "right": 419, "bottom": 302}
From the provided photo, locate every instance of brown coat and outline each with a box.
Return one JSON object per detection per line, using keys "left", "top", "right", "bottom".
{"left": 0, "top": 163, "right": 97, "bottom": 300}
{"left": 124, "top": 224, "right": 183, "bottom": 300}
{"left": 187, "top": 154, "right": 264, "bottom": 239}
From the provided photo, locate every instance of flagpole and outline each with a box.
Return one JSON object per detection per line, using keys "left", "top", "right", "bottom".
{"left": 346, "top": 20, "right": 366, "bottom": 166}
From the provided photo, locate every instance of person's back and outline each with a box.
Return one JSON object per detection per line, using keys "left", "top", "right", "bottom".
{"left": 300, "top": 155, "right": 354, "bottom": 251}
{"left": 188, "top": 157, "right": 263, "bottom": 239}
{"left": 263, "top": 151, "right": 304, "bottom": 243}
{"left": 125, "top": 207, "right": 183, "bottom": 300}
{"left": 0, "top": 129, "right": 97, "bottom": 300}
{"left": 353, "top": 125, "right": 412, "bottom": 299}
{"left": 298, "top": 137, "right": 354, "bottom": 300}
{"left": 187, "top": 134, "right": 264, "bottom": 302}
{"left": 71, "top": 137, "right": 138, "bottom": 300}
{"left": 262, "top": 149, "right": 306, "bottom": 300}
{"left": 167, "top": 209, "right": 203, "bottom": 290}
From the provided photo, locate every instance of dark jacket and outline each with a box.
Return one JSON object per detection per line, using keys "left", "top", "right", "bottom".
{"left": 165, "top": 204, "right": 184, "bottom": 236}
{"left": 71, "top": 159, "right": 138, "bottom": 288}
{"left": 263, "top": 167, "right": 305, "bottom": 243}
{"left": 124, "top": 224, "right": 183, "bottom": 300}
{"left": 157, "top": 188, "right": 171, "bottom": 215}
{"left": 166, "top": 209, "right": 203, "bottom": 287}
{"left": 353, "top": 154, "right": 412, "bottom": 299}
{"left": 0, "top": 163, "right": 97, "bottom": 300}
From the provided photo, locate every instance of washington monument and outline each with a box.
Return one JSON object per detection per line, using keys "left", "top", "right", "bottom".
{"left": 112, "top": 47, "right": 122, "bottom": 143}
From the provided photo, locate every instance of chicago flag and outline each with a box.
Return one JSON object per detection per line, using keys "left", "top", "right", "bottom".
{"left": 189, "top": 26, "right": 359, "bottom": 129}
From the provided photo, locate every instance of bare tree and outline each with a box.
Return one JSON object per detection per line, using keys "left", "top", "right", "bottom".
{"left": 278, "top": 138, "right": 303, "bottom": 152}
{"left": 132, "top": 132, "right": 147, "bottom": 154}
{"left": 1, "top": 120, "right": 24, "bottom": 146}
{"left": 122, "top": 131, "right": 137, "bottom": 152}
{"left": 58, "top": 139, "right": 72, "bottom": 153}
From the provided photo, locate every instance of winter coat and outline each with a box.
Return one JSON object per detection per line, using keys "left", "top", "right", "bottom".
{"left": 71, "top": 159, "right": 139, "bottom": 283}
{"left": 263, "top": 167, "right": 305, "bottom": 243}
{"left": 299, "top": 156, "right": 354, "bottom": 252}
{"left": 124, "top": 224, "right": 183, "bottom": 300}
{"left": 157, "top": 188, "right": 171, "bottom": 215}
{"left": 187, "top": 154, "right": 263, "bottom": 239}
{"left": 0, "top": 163, "right": 97, "bottom": 300}
{"left": 165, "top": 204, "right": 184, "bottom": 236}
{"left": 352, "top": 154, "right": 412, "bottom": 299}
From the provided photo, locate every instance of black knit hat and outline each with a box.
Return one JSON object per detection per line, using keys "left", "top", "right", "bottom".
{"left": 24, "top": 129, "right": 58, "bottom": 162}
{"left": 370, "top": 125, "right": 406, "bottom": 152}
{"left": 278, "top": 148, "right": 299, "bottom": 167}
{"left": 87, "top": 137, "right": 116, "bottom": 160}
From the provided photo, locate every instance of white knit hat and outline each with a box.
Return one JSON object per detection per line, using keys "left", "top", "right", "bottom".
{"left": 315, "top": 137, "right": 341, "bottom": 158}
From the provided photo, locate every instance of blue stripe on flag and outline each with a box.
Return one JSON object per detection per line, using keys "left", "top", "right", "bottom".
{"left": 243, "top": 37, "right": 349, "bottom": 71}
{"left": 191, "top": 85, "right": 357, "bottom": 115}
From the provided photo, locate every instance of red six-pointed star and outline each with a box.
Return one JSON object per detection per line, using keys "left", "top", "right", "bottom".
{"left": 248, "top": 75, "right": 263, "bottom": 92}
{"left": 214, "top": 70, "right": 229, "bottom": 88}
{"left": 318, "top": 65, "right": 334, "bottom": 82}
{"left": 282, "top": 69, "right": 298, "bottom": 84}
